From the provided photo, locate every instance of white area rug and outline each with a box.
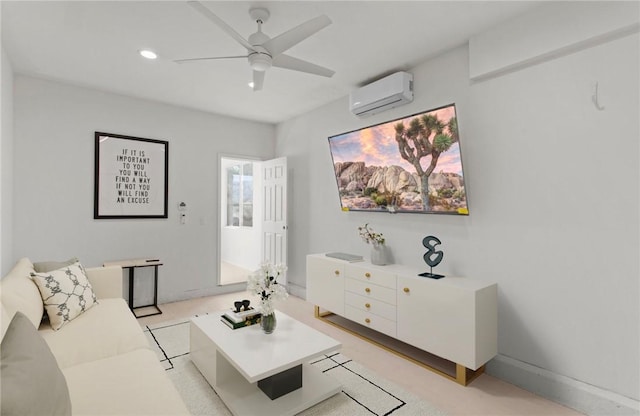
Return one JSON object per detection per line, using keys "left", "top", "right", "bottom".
{"left": 143, "top": 317, "right": 446, "bottom": 416}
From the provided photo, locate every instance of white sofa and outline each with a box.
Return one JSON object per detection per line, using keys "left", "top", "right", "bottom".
{"left": 0, "top": 258, "right": 190, "bottom": 416}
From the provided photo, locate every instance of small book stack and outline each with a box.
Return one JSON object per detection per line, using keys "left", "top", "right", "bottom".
{"left": 221, "top": 308, "right": 262, "bottom": 329}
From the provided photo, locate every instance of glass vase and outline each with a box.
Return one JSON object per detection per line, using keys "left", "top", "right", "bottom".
{"left": 261, "top": 312, "right": 277, "bottom": 334}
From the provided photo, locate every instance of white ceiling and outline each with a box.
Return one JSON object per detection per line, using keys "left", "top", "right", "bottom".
{"left": 2, "top": 1, "right": 540, "bottom": 124}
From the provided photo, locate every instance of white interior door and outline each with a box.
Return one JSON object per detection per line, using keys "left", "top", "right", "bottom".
{"left": 261, "top": 157, "right": 287, "bottom": 285}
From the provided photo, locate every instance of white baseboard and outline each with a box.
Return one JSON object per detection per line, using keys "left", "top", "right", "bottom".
{"left": 486, "top": 354, "right": 639, "bottom": 416}
{"left": 287, "top": 282, "right": 306, "bottom": 299}
{"left": 160, "top": 283, "right": 247, "bottom": 304}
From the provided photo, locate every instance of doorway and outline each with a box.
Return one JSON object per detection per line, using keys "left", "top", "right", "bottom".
{"left": 219, "top": 157, "right": 261, "bottom": 285}
{"left": 218, "top": 155, "right": 288, "bottom": 286}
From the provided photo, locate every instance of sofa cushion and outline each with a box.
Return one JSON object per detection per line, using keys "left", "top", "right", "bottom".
{"left": 62, "top": 348, "right": 190, "bottom": 416}
{"left": 39, "top": 298, "right": 151, "bottom": 368}
{"left": 0, "top": 257, "right": 43, "bottom": 328}
{"left": 31, "top": 261, "right": 98, "bottom": 330}
{"left": 85, "top": 265, "right": 124, "bottom": 299}
{"left": 1, "top": 312, "right": 72, "bottom": 416}
{"left": 33, "top": 257, "right": 79, "bottom": 273}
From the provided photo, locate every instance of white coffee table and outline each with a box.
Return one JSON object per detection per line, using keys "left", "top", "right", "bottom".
{"left": 190, "top": 310, "right": 342, "bottom": 416}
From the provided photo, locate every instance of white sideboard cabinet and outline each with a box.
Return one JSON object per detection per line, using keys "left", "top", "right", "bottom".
{"left": 306, "top": 253, "right": 497, "bottom": 385}
{"left": 306, "top": 254, "right": 346, "bottom": 316}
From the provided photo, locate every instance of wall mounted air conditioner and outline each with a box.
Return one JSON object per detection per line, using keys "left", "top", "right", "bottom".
{"left": 349, "top": 72, "right": 413, "bottom": 117}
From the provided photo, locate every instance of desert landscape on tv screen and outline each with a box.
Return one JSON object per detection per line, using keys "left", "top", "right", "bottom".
{"left": 329, "top": 104, "right": 468, "bottom": 214}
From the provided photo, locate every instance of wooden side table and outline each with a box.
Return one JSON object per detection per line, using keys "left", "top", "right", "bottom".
{"left": 103, "top": 258, "right": 163, "bottom": 318}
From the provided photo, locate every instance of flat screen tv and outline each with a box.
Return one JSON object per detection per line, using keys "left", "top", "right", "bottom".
{"left": 328, "top": 103, "right": 468, "bottom": 215}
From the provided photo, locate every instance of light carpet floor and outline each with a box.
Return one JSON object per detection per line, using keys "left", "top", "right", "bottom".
{"left": 142, "top": 316, "right": 446, "bottom": 416}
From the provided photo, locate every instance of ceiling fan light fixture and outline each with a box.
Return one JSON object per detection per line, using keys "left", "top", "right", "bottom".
{"left": 248, "top": 52, "right": 272, "bottom": 71}
{"left": 139, "top": 49, "right": 158, "bottom": 60}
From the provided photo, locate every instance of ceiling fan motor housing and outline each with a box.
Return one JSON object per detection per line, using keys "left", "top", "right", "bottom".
{"left": 247, "top": 16, "right": 272, "bottom": 72}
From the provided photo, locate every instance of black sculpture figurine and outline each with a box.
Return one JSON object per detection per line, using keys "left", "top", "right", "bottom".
{"left": 234, "top": 299, "right": 252, "bottom": 313}
{"left": 419, "top": 235, "right": 445, "bottom": 279}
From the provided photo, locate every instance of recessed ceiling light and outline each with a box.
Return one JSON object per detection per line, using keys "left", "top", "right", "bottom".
{"left": 248, "top": 81, "right": 255, "bottom": 88}
{"left": 139, "top": 49, "right": 158, "bottom": 60}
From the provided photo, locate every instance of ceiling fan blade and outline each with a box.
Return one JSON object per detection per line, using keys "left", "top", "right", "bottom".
{"left": 188, "top": 1, "right": 255, "bottom": 52}
{"left": 174, "top": 55, "right": 247, "bottom": 64}
{"left": 252, "top": 70, "right": 265, "bottom": 91}
{"left": 262, "top": 15, "right": 331, "bottom": 56}
{"left": 272, "top": 54, "right": 335, "bottom": 77}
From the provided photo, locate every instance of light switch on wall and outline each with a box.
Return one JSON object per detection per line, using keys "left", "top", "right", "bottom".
{"left": 178, "top": 202, "right": 187, "bottom": 224}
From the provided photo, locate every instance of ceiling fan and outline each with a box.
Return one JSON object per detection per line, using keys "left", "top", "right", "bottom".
{"left": 177, "top": 1, "right": 335, "bottom": 91}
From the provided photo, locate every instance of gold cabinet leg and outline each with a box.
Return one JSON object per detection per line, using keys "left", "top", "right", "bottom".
{"left": 455, "top": 364, "right": 467, "bottom": 385}
{"left": 455, "top": 364, "right": 485, "bottom": 386}
{"left": 313, "top": 306, "right": 334, "bottom": 318}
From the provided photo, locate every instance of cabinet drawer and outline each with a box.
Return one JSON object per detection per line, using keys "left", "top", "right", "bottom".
{"left": 345, "top": 292, "right": 396, "bottom": 321}
{"left": 345, "top": 305, "right": 396, "bottom": 338}
{"left": 345, "top": 264, "right": 396, "bottom": 289}
{"left": 345, "top": 278, "right": 396, "bottom": 305}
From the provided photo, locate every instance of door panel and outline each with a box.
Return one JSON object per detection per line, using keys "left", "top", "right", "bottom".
{"left": 261, "top": 157, "right": 287, "bottom": 285}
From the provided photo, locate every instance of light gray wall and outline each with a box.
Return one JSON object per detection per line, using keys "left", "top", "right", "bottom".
{"left": 1, "top": 47, "right": 14, "bottom": 276}
{"left": 12, "top": 76, "right": 275, "bottom": 303}
{"left": 276, "top": 24, "right": 638, "bottom": 416}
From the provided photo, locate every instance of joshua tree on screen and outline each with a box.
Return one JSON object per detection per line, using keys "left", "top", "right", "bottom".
{"left": 394, "top": 115, "right": 458, "bottom": 211}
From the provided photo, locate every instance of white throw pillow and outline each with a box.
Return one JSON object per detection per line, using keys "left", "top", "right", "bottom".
{"left": 0, "top": 258, "right": 44, "bottom": 329}
{"left": 30, "top": 262, "right": 98, "bottom": 331}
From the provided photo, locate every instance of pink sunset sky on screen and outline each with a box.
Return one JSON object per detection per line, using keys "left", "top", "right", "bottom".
{"left": 330, "top": 105, "right": 463, "bottom": 176}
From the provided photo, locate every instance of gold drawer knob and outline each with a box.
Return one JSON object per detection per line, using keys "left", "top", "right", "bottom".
{"left": 334, "top": 270, "right": 340, "bottom": 276}
{"left": 365, "top": 287, "right": 371, "bottom": 293}
{"left": 365, "top": 272, "right": 371, "bottom": 278}
{"left": 365, "top": 318, "right": 371, "bottom": 324}
{"left": 403, "top": 287, "right": 410, "bottom": 293}
{"left": 365, "top": 303, "right": 371, "bottom": 308}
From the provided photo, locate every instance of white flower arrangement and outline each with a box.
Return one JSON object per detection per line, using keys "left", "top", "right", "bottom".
{"left": 247, "top": 262, "right": 289, "bottom": 316}
{"left": 358, "top": 223, "right": 385, "bottom": 247}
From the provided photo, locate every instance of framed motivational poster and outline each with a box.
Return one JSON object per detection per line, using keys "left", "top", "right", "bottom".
{"left": 94, "top": 132, "right": 169, "bottom": 219}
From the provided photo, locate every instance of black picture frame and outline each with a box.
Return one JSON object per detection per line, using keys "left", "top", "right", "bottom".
{"left": 94, "top": 132, "right": 169, "bottom": 219}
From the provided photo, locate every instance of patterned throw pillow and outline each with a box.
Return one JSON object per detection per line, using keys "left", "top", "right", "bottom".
{"left": 30, "top": 262, "right": 98, "bottom": 331}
